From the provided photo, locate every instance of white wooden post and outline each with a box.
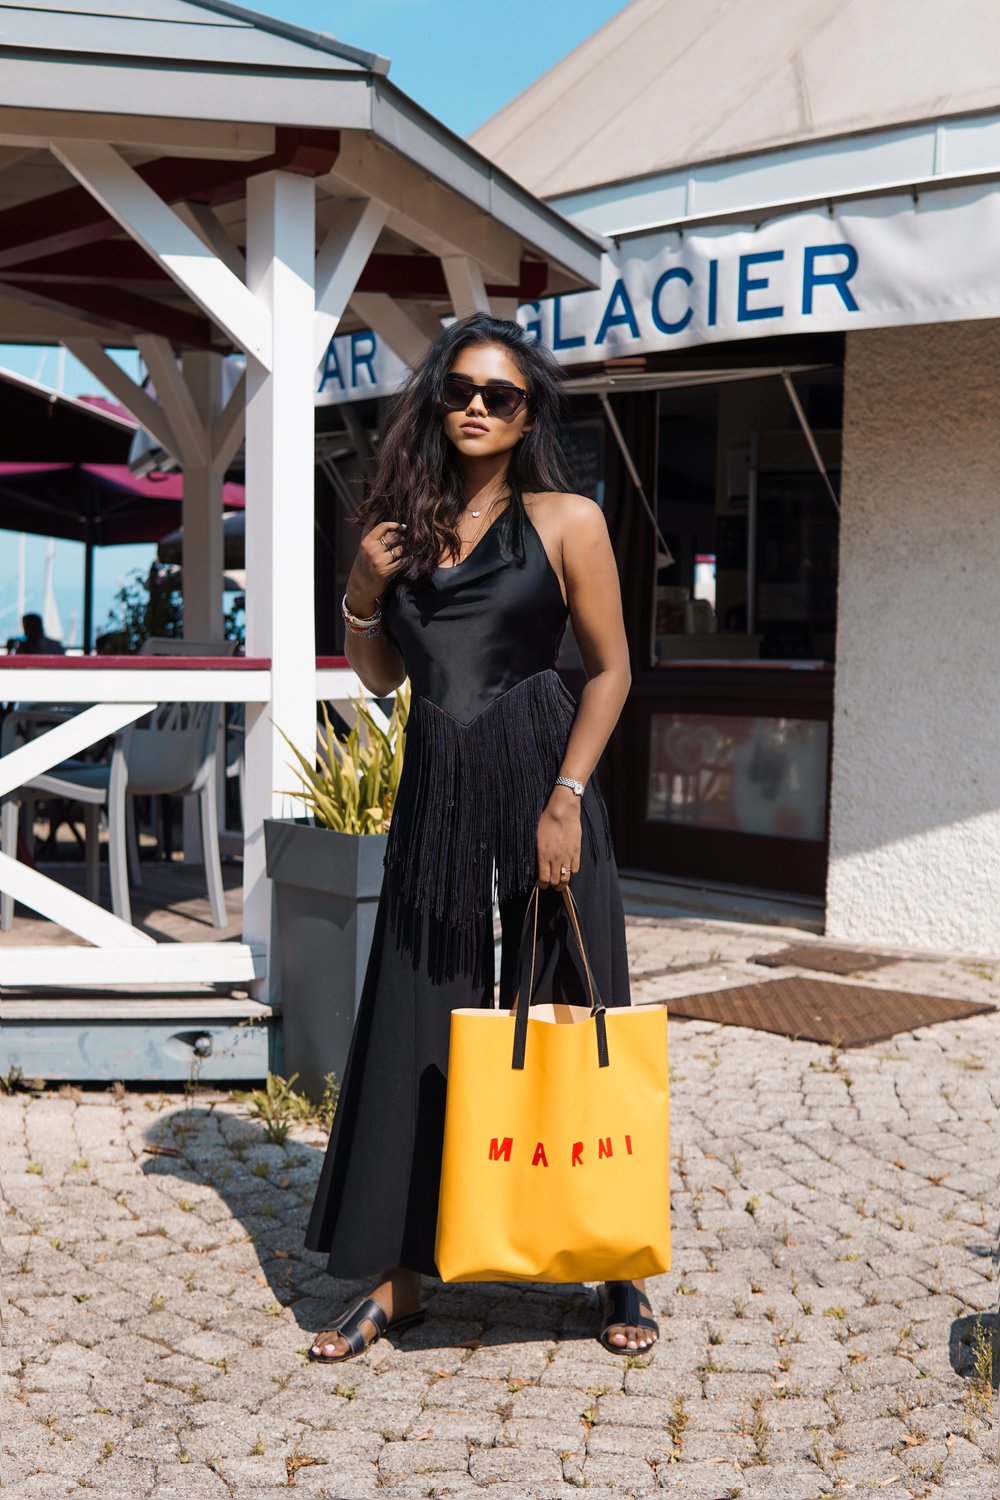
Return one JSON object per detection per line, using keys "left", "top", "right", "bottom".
{"left": 179, "top": 350, "right": 226, "bottom": 863}
{"left": 242, "top": 170, "right": 316, "bottom": 1002}
{"left": 180, "top": 351, "right": 225, "bottom": 641}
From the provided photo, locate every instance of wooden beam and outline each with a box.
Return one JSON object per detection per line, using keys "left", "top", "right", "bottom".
{"left": 211, "top": 369, "right": 247, "bottom": 474}
{"left": 441, "top": 255, "right": 491, "bottom": 317}
{"left": 1, "top": 277, "right": 219, "bottom": 347}
{"left": 174, "top": 201, "right": 247, "bottom": 282}
{"left": 0, "top": 154, "right": 259, "bottom": 271}
{"left": 0, "top": 851, "right": 157, "bottom": 950}
{"left": 0, "top": 145, "right": 33, "bottom": 179}
{"left": 9, "top": 244, "right": 550, "bottom": 300}
{"left": 0, "top": 943, "right": 265, "bottom": 986}
{"left": 0, "top": 704, "right": 153, "bottom": 800}
{"left": 0, "top": 292, "right": 110, "bottom": 340}
{"left": 137, "top": 335, "right": 210, "bottom": 468}
{"left": 0, "top": 243, "right": 172, "bottom": 287}
{"left": 329, "top": 132, "right": 523, "bottom": 283}
{"left": 0, "top": 128, "right": 338, "bottom": 272}
{"left": 0, "top": 108, "right": 275, "bottom": 157}
{"left": 348, "top": 293, "right": 441, "bottom": 367}
{"left": 63, "top": 338, "right": 180, "bottom": 458}
{"left": 50, "top": 140, "right": 272, "bottom": 365}
{"left": 314, "top": 197, "right": 389, "bottom": 366}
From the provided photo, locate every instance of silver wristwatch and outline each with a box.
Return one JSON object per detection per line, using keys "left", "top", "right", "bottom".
{"left": 554, "top": 775, "right": 585, "bottom": 797}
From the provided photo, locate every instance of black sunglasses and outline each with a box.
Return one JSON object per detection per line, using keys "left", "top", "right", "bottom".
{"left": 440, "top": 373, "right": 529, "bottom": 420}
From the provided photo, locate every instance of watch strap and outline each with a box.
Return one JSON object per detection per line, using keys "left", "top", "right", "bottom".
{"left": 554, "top": 775, "right": 585, "bottom": 796}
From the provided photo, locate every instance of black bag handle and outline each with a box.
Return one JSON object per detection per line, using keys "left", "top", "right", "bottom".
{"left": 510, "top": 884, "right": 609, "bottom": 1071}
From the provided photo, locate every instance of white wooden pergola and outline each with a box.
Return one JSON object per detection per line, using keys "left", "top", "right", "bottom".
{"left": 0, "top": 0, "right": 604, "bottom": 1018}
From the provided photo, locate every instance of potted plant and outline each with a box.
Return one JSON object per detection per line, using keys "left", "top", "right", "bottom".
{"left": 263, "top": 689, "right": 408, "bottom": 1104}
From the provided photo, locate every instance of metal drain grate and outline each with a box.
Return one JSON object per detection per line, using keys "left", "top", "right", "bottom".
{"left": 667, "top": 975, "right": 995, "bottom": 1047}
{"left": 751, "top": 943, "right": 898, "bottom": 975}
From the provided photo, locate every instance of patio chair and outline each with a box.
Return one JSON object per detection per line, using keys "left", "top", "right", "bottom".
{"left": 0, "top": 639, "right": 235, "bottom": 931}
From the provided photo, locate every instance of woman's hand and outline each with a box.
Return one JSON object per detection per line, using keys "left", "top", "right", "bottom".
{"left": 346, "top": 520, "right": 408, "bottom": 615}
{"left": 536, "top": 791, "right": 582, "bottom": 890}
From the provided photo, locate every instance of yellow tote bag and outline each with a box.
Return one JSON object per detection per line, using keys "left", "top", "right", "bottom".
{"left": 436, "top": 886, "right": 670, "bottom": 1284}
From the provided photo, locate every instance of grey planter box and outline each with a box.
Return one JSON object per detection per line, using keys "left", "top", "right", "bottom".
{"left": 264, "top": 818, "right": 387, "bottom": 1105}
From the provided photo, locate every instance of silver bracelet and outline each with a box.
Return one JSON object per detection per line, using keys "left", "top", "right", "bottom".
{"left": 341, "top": 592, "right": 382, "bottom": 626}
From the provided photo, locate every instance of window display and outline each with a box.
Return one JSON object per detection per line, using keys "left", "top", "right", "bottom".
{"left": 647, "top": 712, "right": 829, "bottom": 842}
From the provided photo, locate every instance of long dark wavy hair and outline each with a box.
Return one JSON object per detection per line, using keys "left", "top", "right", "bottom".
{"left": 358, "top": 313, "right": 572, "bottom": 579}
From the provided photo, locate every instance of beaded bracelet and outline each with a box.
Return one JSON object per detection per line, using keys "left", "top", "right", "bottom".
{"left": 341, "top": 593, "right": 383, "bottom": 639}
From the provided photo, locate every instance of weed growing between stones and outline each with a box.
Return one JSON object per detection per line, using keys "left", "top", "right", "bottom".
{"left": 666, "top": 1392, "right": 688, "bottom": 1460}
{"left": 966, "top": 1317, "right": 995, "bottom": 1421}
{"left": 0, "top": 1065, "right": 45, "bottom": 1094}
{"left": 229, "top": 1070, "right": 340, "bottom": 1143}
{"left": 285, "top": 1447, "right": 328, "bottom": 1484}
{"left": 738, "top": 1393, "right": 770, "bottom": 1465}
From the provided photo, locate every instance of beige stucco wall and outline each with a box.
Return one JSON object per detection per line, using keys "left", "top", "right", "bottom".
{"left": 825, "top": 321, "right": 1000, "bottom": 955}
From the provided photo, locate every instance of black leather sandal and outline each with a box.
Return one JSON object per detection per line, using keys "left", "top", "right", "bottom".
{"left": 598, "top": 1281, "right": 659, "bottom": 1354}
{"left": 309, "top": 1297, "right": 427, "bottom": 1363}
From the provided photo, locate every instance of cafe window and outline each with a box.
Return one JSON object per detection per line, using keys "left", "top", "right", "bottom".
{"left": 654, "top": 375, "right": 841, "bottom": 664}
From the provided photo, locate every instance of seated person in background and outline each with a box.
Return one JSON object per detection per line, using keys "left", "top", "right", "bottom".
{"left": 8, "top": 612, "right": 65, "bottom": 655}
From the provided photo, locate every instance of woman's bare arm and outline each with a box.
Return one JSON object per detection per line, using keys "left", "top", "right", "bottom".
{"left": 344, "top": 520, "right": 408, "bottom": 696}
{"left": 534, "top": 495, "right": 631, "bottom": 888}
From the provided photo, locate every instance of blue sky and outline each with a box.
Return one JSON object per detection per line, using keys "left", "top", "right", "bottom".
{"left": 252, "top": 1, "right": 626, "bottom": 137}
{"left": 0, "top": 0, "right": 628, "bottom": 646}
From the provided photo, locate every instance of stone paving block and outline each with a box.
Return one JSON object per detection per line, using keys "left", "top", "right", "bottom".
{"left": 670, "top": 1428, "right": 754, "bottom": 1465}
{"left": 287, "top": 1459, "right": 381, "bottom": 1496}
{"left": 500, "top": 1417, "right": 585, "bottom": 1453}
{"left": 702, "top": 1343, "right": 778, "bottom": 1375}
{"left": 458, "top": 1341, "right": 554, "bottom": 1382}
{"left": 148, "top": 1471, "right": 233, "bottom": 1498}
{"left": 592, "top": 1392, "right": 674, "bottom": 1428}
{"left": 621, "top": 1360, "right": 702, "bottom": 1397}
{"left": 701, "top": 1371, "right": 775, "bottom": 1402}
{"left": 213, "top": 1454, "right": 290, "bottom": 1487}
{"left": 586, "top": 1424, "right": 673, "bottom": 1460}
{"left": 656, "top": 1465, "right": 749, "bottom": 1497}
{"left": 736, "top": 1462, "right": 837, "bottom": 1496}
{"left": 377, "top": 1437, "right": 469, "bottom": 1479}
{"left": 675, "top": 1395, "right": 746, "bottom": 1433}
{"left": 468, "top": 1445, "right": 562, "bottom": 1484}
{"left": 580, "top": 1452, "right": 659, "bottom": 1488}
{"left": 298, "top": 1396, "right": 425, "bottom": 1435}
{"left": 376, "top": 1479, "right": 479, "bottom": 1500}
{"left": 405, "top": 1410, "right": 501, "bottom": 1444}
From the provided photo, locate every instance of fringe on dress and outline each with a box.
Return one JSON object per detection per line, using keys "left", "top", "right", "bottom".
{"left": 383, "top": 668, "right": 613, "bottom": 979}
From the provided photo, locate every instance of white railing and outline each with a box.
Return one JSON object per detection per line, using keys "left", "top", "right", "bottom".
{"left": 0, "top": 655, "right": 368, "bottom": 988}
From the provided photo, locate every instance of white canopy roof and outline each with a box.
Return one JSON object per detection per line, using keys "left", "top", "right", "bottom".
{"left": 0, "top": 0, "right": 605, "bottom": 354}
{"left": 470, "top": 0, "right": 1000, "bottom": 201}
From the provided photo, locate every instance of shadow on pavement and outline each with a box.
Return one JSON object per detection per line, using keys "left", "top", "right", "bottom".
{"left": 139, "top": 1103, "right": 602, "bottom": 1358}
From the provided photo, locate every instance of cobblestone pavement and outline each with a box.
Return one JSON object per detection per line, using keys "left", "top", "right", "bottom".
{"left": 2, "top": 913, "right": 998, "bottom": 1499}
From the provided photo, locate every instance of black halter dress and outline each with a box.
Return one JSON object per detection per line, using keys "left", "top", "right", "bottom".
{"left": 304, "top": 506, "right": 631, "bottom": 1280}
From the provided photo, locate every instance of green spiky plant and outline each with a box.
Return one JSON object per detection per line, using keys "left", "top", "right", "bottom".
{"left": 277, "top": 686, "right": 409, "bottom": 834}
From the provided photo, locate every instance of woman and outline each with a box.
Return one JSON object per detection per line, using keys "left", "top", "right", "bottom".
{"left": 305, "top": 313, "right": 659, "bottom": 1361}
